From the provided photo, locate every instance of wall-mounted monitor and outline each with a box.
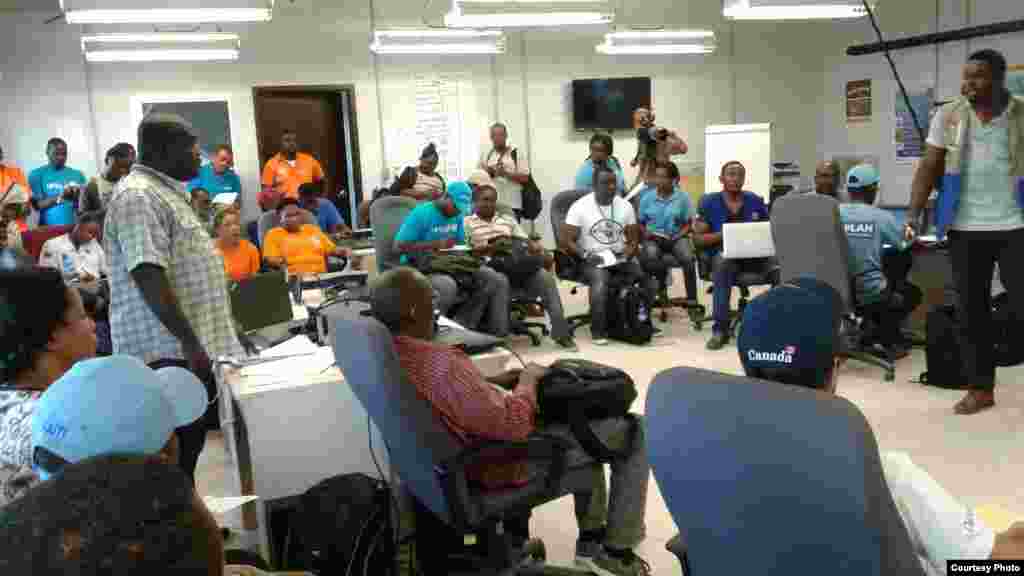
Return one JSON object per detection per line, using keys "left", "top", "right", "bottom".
{"left": 572, "top": 77, "right": 651, "bottom": 131}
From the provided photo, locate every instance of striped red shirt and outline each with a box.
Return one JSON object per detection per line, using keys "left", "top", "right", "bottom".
{"left": 392, "top": 335, "right": 537, "bottom": 488}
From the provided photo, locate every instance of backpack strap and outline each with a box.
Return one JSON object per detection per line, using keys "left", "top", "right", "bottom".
{"left": 567, "top": 407, "right": 637, "bottom": 463}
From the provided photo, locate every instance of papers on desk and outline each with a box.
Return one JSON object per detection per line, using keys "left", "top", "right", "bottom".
{"left": 203, "top": 495, "right": 259, "bottom": 516}
{"left": 239, "top": 336, "right": 337, "bottom": 384}
{"left": 212, "top": 193, "right": 239, "bottom": 206}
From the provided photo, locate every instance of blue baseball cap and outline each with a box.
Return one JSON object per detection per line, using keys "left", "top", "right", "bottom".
{"left": 846, "top": 163, "right": 880, "bottom": 191}
{"left": 737, "top": 277, "right": 843, "bottom": 385}
{"left": 31, "top": 355, "right": 208, "bottom": 480}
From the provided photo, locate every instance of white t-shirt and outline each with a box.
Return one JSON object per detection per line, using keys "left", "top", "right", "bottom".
{"left": 881, "top": 452, "right": 995, "bottom": 576}
{"left": 38, "top": 233, "right": 108, "bottom": 280}
{"left": 565, "top": 192, "right": 636, "bottom": 256}
{"left": 926, "top": 105, "right": 1024, "bottom": 231}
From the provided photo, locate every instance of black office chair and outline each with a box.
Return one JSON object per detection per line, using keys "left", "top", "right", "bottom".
{"left": 549, "top": 189, "right": 594, "bottom": 338}
{"left": 494, "top": 205, "right": 548, "bottom": 347}
{"left": 690, "top": 245, "right": 775, "bottom": 334}
{"left": 328, "top": 315, "right": 600, "bottom": 575}
{"left": 646, "top": 367, "right": 926, "bottom": 575}
{"left": 771, "top": 193, "right": 896, "bottom": 381}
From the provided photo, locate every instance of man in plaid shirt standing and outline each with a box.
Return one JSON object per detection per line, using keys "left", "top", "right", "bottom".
{"left": 104, "top": 114, "right": 244, "bottom": 481}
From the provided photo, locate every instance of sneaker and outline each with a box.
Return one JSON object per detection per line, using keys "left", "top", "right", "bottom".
{"left": 706, "top": 332, "right": 729, "bottom": 350}
{"left": 555, "top": 336, "right": 579, "bottom": 352}
{"left": 578, "top": 549, "right": 652, "bottom": 576}
{"left": 651, "top": 326, "right": 664, "bottom": 338}
{"left": 593, "top": 338, "right": 610, "bottom": 346}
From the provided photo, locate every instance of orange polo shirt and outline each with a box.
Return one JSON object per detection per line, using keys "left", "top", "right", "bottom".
{"left": 260, "top": 153, "right": 324, "bottom": 201}
{"left": 216, "top": 239, "right": 261, "bottom": 282}
{"left": 1, "top": 164, "right": 29, "bottom": 203}
{"left": 262, "top": 224, "right": 336, "bottom": 276}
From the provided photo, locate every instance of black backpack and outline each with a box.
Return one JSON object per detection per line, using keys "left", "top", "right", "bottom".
{"left": 539, "top": 359, "right": 638, "bottom": 462}
{"left": 606, "top": 281, "right": 654, "bottom": 346}
{"left": 291, "top": 473, "right": 395, "bottom": 576}
{"left": 992, "top": 291, "right": 1024, "bottom": 367}
{"left": 488, "top": 236, "right": 544, "bottom": 286}
{"left": 920, "top": 305, "right": 966, "bottom": 389}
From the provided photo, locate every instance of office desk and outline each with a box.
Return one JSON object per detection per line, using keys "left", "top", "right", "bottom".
{"left": 217, "top": 331, "right": 514, "bottom": 565}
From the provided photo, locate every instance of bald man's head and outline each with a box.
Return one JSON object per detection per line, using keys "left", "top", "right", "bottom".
{"left": 814, "top": 160, "right": 840, "bottom": 197}
{"left": 138, "top": 113, "right": 200, "bottom": 182}
{"left": 370, "top": 267, "right": 435, "bottom": 339}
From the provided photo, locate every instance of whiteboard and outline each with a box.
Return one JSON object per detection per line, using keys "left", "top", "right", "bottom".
{"left": 704, "top": 123, "right": 772, "bottom": 200}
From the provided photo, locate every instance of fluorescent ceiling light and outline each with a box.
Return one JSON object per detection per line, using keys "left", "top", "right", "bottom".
{"left": 84, "top": 49, "right": 240, "bottom": 62}
{"left": 81, "top": 33, "right": 240, "bottom": 44}
{"left": 597, "top": 29, "right": 715, "bottom": 55}
{"left": 371, "top": 29, "right": 505, "bottom": 54}
{"left": 444, "top": 10, "right": 611, "bottom": 27}
{"left": 65, "top": 8, "right": 272, "bottom": 24}
{"left": 723, "top": 0, "right": 873, "bottom": 20}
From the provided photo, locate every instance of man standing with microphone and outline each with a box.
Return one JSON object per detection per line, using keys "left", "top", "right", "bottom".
{"left": 908, "top": 49, "right": 1024, "bottom": 415}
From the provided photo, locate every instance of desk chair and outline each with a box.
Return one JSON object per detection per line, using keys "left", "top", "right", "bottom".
{"left": 691, "top": 245, "right": 773, "bottom": 334}
{"left": 328, "top": 315, "right": 599, "bottom": 576}
{"left": 370, "top": 195, "right": 417, "bottom": 273}
{"left": 646, "top": 367, "right": 926, "bottom": 576}
{"left": 22, "top": 224, "right": 73, "bottom": 261}
{"left": 771, "top": 193, "right": 895, "bottom": 381}
{"left": 495, "top": 204, "right": 548, "bottom": 347}
{"left": 550, "top": 189, "right": 594, "bottom": 338}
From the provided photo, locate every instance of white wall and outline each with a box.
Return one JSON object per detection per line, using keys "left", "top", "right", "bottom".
{"left": 0, "top": 0, "right": 839, "bottom": 243}
{"left": 821, "top": 0, "right": 1024, "bottom": 206}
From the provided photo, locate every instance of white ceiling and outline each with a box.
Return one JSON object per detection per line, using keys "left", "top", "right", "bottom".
{"left": 0, "top": 0, "right": 59, "bottom": 11}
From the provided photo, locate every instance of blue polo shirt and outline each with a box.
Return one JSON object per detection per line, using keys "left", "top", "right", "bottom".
{"left": 188, "top": 164, "right": 242, "bottom": 200}
{"left": 638, "top": 185, "right": 691, "bottom": 237}
{"left": 309, "top": 198, "right": 343, "bottom": 233}
{"left": 696, "top": 191, "right": 769, "bottom": 257}
{"left": 28, "top": 165, "right": 86, "bottom": 226}
{"left": 575, "top": 158, "right": 625, "bottom": 194}
{"left": 394, "top": 202, "right": 465, "bottom": 264}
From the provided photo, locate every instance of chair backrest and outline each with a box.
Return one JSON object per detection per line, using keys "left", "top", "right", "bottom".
{"left": 328, "top": 315, "right": 463, "bottom": 523}
{"left": 770, "top": 193, "right": 854, "bottom": 311}
{"left": 549, "top": 189, "right": 590, "bottom": 246}
{"left": 22, "top": 225, "right": 74, "bottom": 262}
{"left": 370, "top": 196, "right": 418, "bottom": 273}
{"left": 646, "top": 367, "right": 925, "bottom": 576}
{"left": 257, "top": 209, "right": 317, "bottom": 247}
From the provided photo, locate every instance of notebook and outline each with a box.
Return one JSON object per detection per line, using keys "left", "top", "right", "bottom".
{"left": 722, "top": 221, "right": 776, "bottom": 259}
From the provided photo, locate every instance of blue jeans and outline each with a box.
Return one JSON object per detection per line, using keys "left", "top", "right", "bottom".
{"left": 582, "top": 260, "right": 655, "bottom": 340}
{"left": 711, "top": 254, "right": 776, "bottom": 335}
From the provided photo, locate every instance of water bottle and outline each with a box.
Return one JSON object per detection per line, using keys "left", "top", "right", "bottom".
{"left": 61, "top": 254, "right": 75, "bottom": 278}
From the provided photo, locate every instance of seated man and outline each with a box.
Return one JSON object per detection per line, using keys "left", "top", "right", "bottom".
{"left": 38, "top": 211, "right": 107, "bottom": 283}
{"left": 840, "top": 164, "right": 922, "bottom": 358}
{"left": 693, "top": 161, "right": 776, "bottom": 350}
{"left": 636, "top": 161, "right": 697, "bottom": 308}
{"left": 736, "top": 279, "right": 1024, "bottom": 575}
{"left": 298, "top": 181, "right": 351, "bottom": 236}
{"left": 814, "top": 159, "right": 840, "bottom": 198}
{"left": 394, "top": 188, "right": 509, "bottom": 336}
{"left": 560, "top": 165, "right": 655, "bottom": 345}
{"left": 190, "top": 186, "right": 213, "bottom": 233}
{"left": 262, "top": 199, "right": 351, "bottom": 276}
{"left": 465, "top": 183, "right": 577, "bottom": 351}
{"left": 371, "top": 268, "right": 651, "bottom": 576}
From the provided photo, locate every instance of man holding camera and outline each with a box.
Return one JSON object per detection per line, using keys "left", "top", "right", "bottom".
{"left": 630, "top": 107, "right": 688, "bottom": 191}
{"left": 29, "top": 138, "right": 86, "bottom": 227}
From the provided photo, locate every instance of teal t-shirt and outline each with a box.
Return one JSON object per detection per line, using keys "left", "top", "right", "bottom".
{"left": 28, "top": 165, "right": 86, "bottom": 226}
{"left": 575, "top": 158, "right": 625, "bottom": 194}
{"left": 394, "top": 202, "right": 466, "bottom": 264}
{"left": 839, "top": 203, "right": 908, "bottom": 304}
{"left": 188, "top": 164, "right": 242, "bottom": 200}
{"left": 638, "top": 185, "right": 691, "bottom": 236}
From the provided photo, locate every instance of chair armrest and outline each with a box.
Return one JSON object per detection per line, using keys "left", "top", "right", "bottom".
{"left": 441, "top": 434, "right": 574, "bottom": 530}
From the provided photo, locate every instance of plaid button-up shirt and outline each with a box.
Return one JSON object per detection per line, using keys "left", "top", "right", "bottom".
{"left": 104, "top": 164, "right": 244, "bottom": 364}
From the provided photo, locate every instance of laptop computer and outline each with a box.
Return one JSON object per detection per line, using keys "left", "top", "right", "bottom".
{"left": 722, "top": 221, "right": 776, "bottom": 259}
{"left": 230, "top": 272, "right": 297, "bottom": 351}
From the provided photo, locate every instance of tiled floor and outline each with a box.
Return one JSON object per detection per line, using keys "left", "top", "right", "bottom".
{"left": 196, "top": 279, "right": 1024, "bottom": 575}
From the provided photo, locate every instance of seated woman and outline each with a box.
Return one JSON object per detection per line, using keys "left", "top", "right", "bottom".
{"left": 358, "top": 143, "right": 447, "bottom": 227}
{"left": 636, "top": 161, "right": 697, "bottom": 309}
{"left": 0, "top": 268, "right": 97, "bottom": 507}
{"left": 464, "top": 184, "right": 577, "bottom": 350}
{"left": 574, "top": 133, "right": 626, "bottom": 195}
{"left": 262, "top": 199, "right": 351, "bottom": 277}
{"left": 213, "top": 208, "right": 261, "bottom": 282}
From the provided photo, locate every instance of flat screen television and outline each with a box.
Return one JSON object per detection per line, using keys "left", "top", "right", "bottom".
{"left": 572, "top": 77, "right": 651, "bottom": 131}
